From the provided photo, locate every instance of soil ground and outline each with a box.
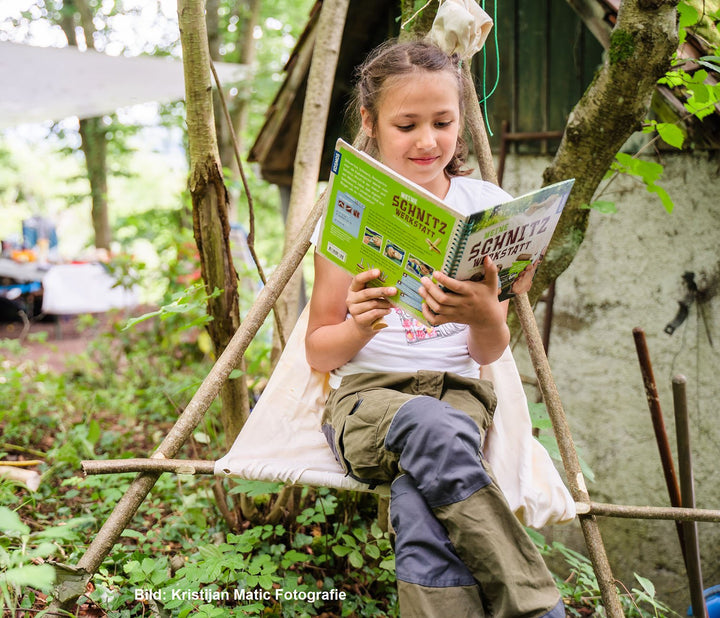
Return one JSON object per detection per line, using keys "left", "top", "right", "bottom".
{"left": 0, "top": 307, "right": 150, "bottom": 372}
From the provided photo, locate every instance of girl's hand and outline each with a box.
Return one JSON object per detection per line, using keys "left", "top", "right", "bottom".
{"left": 418, "top": 257, "right": 503, "bottom": 329}
{"left": 346, "top": 269, "right": 397, "bottom": 332}
{"left": 418, "top": 257, "right": 509, "bottom": 365}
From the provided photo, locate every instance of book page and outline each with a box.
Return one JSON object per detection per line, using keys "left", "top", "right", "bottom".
{"left": 452, "top": 180, "right": 574, "bottom": 300}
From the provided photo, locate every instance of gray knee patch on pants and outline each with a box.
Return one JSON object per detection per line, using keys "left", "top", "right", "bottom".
{"left": 385, "top": 396, "right": 491, "bottom": 507}
{"left": 391, "top": 475, "right": 476, "bottom": 587}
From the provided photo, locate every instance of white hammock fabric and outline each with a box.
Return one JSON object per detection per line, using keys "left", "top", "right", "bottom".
{"left": 215, "top": 306, "right": 576, "bottom": 528}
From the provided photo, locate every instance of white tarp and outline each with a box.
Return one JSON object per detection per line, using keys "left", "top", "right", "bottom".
{"left": 0, "top": 41, "right": 246, "bottom": 128}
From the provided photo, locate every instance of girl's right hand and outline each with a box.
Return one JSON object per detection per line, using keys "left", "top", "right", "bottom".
{"left": 346, "top": 269, "right": 397, "bottom": 332}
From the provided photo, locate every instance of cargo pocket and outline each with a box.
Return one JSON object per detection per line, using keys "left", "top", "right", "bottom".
{"left": 341, "top": 395, "right": 393, "bottom": 484}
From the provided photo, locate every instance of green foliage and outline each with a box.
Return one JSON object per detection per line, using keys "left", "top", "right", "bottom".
{"left": 609, "top": 153, "right": 675, "bottom": 213}
{"left": 585, "top": 0, "right": 720, "bottom": 215}
{"left": 123, "top": 283, "right": 221, "bottom": 332}
{"left": 0, "top": 504, "right": 94, "bottom": 614}
{"left": 77, "top": 484, "right": 398, "bottom": 617}
{"left": 528, "top": 402, "right": 595, "bottom": 482}
{"left": 532, "top": 535, "right": 679, "bottom": 618}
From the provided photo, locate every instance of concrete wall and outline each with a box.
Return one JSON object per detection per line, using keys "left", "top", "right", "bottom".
{"left": 500, "top": 151, "right": 720, "bottom": 613}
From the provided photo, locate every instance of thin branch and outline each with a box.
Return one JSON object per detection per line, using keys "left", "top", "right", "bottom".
{"left": 578, "top": 501, "right": 720, "bottom": 523}
{"left": 82, "top": 458, "right": 215, "bottom": 476}
{"left": 1, "top": 443, "right": 47, "bottom": 458}
{"left": 401, "top": 0, "right": 436, "bottom": 31}
{"left": 210, "top": 60, "right": 286, "bottom": 349}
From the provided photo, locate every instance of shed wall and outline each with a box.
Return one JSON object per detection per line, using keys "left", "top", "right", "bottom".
{"left": 501, "top": 151, "right": 720, "bottom": 613}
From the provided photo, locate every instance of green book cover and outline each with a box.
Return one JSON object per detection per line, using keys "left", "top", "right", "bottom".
{"left": 317, "top": 139, "right": 574, "bottom": 324}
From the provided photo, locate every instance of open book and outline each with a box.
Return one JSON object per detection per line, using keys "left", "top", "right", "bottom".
{"left": 317, "top": 139, "right": 574, "bottom": 324}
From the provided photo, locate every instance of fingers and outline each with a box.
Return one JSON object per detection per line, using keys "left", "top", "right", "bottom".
{"left": 481, "top": 256, "right": 500, "bottom": 292}
{"left": 348, "top": 268, "right": 379, "bottom": 291}
{"left": 348, "top": 269, "right": 396, "bottom": 300}
{"left": 418, "top": 257, "right": 502, "bottom": 325}
{"left": 347, "top": 269, "right": 397, "bottom": 329}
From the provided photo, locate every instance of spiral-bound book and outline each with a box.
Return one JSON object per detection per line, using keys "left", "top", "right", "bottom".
{"left": 317, "top": 139, "right": 574, "bottom": 324}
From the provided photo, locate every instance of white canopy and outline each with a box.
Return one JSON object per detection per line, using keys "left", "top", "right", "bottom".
{"left": 0, "top": 41, "right": 246, "bottom": 128}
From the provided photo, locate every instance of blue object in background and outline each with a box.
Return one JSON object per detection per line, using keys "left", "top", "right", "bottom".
{"left": 688, "top": 585, "right": 720, "bottom": 618}
{"left": 22, "top": 216, "right": 58, "bottom": 249}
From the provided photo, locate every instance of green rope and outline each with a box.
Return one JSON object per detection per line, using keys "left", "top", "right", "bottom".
{"left": 479, "top": 0, "right": 500, "bottom": 136}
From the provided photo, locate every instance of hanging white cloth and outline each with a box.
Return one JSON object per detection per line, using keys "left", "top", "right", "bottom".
{"left": 215, "top": 305, "right": 576, "bottom": 528}
{"left": 427, "top": 0, "right": 494, "bottom": 60}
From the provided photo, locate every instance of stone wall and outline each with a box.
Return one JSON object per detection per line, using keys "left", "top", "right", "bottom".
{"left": 500, "top": 151, "right": 720, "bottom": 613}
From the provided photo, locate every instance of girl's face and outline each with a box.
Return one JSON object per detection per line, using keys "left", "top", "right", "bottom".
{"left": 361, "top": 69, "right": 460, "bottom": 199}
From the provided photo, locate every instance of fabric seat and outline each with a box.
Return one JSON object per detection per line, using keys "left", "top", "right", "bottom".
{"left": 215, "top": 305, "right": 575, "bottom": 528}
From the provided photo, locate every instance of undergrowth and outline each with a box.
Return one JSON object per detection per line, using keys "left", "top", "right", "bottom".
{"left": 0, "top": 308, "right": 679, "bottom": 617}
{"left": 0, "top": 213, "right": 678, "bottom": 617}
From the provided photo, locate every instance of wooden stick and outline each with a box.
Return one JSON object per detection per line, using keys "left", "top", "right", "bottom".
{"left": 0, "top": 460, "right": 43, "bottom": 467}
{"left": 82, "top": 459, "right": 215, "bottom": 476}
{"left": 577, "top": 501, "right": 720, "bottom": 523}
{"left": 514, "top": 293, "right": 625, "bottom": 618}
{"left": 673, "top": 375, "right": 707, "bottom": 618}
{"left": 632, "top": 327, "right": 687, "bottom": 563}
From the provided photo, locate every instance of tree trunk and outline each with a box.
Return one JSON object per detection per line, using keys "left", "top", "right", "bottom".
{"left": 399, "top": 0, "right": 437, "bottom": 39}
{"left": 273, "top": 0, "right": 350, "bottom": 354}
{"left": 78, "top": 117, "right": 111, "bottom": 250}
{"left": 59, "top": 0, "right": 112, "bottom": 250}
{"left": 530, "top": 0, "right": 678, "bottom": 303}
{"left": 178, "top": 0, "right": 249, "bottom": 448}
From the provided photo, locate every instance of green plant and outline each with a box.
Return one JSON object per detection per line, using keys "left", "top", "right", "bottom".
{"left": 0, "top": 505, "right": 97, "bottom": 615}
{"left": 530, "top": 532, "right": 679, "bottom": 618}
{"left": 584, "top": 0, "right": 719, "bottom": 216}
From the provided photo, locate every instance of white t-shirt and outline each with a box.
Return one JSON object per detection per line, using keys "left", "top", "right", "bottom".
{"left": 312, "top": 175, "right": 513, "bottom": 389}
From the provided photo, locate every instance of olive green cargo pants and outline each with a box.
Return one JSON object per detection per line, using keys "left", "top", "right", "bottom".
{"left": 322, "top": 371, "right": 564, "bottom": 618}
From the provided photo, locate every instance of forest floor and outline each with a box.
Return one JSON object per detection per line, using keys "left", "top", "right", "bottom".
{"left": 0, "top": 306, "right": 153, "bottom": 373}
{"left": 1, "top": 316, "right": 94, "bottom": 371}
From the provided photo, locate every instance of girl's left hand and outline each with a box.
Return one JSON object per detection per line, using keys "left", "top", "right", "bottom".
{"left": 418, "top": 257, "right": 502, "bottom": 328}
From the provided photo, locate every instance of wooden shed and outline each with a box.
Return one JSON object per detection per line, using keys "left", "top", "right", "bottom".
{"left": 249, "top": 0, "right": 719, "bottom": 189}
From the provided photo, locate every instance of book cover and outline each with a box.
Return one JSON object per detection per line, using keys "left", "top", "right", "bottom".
{"left": 317, "top": 139, "right": 574, "bottom": 323}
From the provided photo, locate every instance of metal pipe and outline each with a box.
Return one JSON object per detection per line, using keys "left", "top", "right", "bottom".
{"left": 632, "top": 327, "right": 687, "bottom": 563}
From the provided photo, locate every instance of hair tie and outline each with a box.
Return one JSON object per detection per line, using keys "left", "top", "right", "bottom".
{"left": 428, "top": 0, "right": 493, "bottom": 60}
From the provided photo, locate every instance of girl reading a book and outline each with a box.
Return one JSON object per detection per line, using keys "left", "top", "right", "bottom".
{"left": 305, "top": 39, "right": 564, "bottom": 618}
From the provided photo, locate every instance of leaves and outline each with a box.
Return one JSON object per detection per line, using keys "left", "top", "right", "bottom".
{"left": 581, "top": 200, "right": 618, "bottom": 214}
{"left": 611, "top": 153, "right": 675, "bottom": 213}
{"left": 0, "top": 507, "right": 29, "bottom": 536}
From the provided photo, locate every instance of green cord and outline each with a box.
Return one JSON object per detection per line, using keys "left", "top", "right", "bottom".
{"left": 479, "top": 0, "right": 500, "bottom": 136}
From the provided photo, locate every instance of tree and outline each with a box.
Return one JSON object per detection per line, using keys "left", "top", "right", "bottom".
{"left": 58, "top": 0, "right": 112, "bottom": 250}
{"left": 177, "top": 0, "right": 250, "bottom": 464}
{"left": 531, "top": 0, "right": 679, "bottom": 303}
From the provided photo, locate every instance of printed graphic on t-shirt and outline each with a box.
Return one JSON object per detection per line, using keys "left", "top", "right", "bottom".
{"left": 395, "top": 308, "right": 465, "bottom": 344}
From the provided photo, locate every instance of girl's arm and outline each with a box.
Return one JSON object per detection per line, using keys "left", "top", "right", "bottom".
{"left": 305, "top": 252, "right": 397, "bottom": 373}
{"left": 418, "top": 257, "right": 510, "bottom": 366}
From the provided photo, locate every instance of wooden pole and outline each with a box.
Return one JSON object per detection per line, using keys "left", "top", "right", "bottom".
{"left": 673, "top": 375, "right": 707, "bottom": 618}
{"left": 514, "top": 293, "right": 625, "bottom": 618}
{"left": 461, "top": 68, "right": 625, "bottom": 617}
{"left": 632, "top": 327, "right": 687, "bottom": 563}
{"left": 577, "top": 501, "right": 720, "bottom": 523}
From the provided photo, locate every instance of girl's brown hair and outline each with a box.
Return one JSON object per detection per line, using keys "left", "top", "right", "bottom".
{"left": 351, "top": 39, "right": 472, "bottom": 177}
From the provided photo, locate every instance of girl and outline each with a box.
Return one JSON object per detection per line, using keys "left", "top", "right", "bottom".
{"left": 306, "top": 40, "right": 565, "bottom": 618}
